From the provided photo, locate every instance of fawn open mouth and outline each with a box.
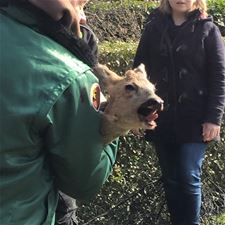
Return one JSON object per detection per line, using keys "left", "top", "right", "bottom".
{"left": 137, "top": 98, "right": 163, "bottom": 128}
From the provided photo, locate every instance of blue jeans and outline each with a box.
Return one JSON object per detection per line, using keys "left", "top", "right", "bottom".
{"left": 154, "top": 142, "right": 207, "bottom": 225}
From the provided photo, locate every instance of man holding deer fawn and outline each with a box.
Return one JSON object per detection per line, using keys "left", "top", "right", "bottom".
{"left": 0, "top": 1, "right": 118, "bottom": 225}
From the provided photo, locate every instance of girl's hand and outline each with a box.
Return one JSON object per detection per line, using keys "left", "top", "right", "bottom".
{"left": 202, "top": 122, "right": 220, "bottom": 142}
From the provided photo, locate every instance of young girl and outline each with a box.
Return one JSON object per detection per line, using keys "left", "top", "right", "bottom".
{"left": 134, "top": 0, "right": 225, "bottom": 224}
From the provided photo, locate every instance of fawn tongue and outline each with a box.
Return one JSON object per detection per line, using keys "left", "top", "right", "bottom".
{"left": 146, "top": 111, "right": 158, "bottom": 123}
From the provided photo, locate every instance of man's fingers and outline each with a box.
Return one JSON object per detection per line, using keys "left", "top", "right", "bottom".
{"left": 71, "top": 19, "right": 81, "bottom": 38}
{"left": 69, "top": 5, "right": 82, "bottom": 37}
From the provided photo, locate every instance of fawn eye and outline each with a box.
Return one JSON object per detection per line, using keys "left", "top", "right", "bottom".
{"left": 125, "top": 84, "right": 136, "bottom": 92}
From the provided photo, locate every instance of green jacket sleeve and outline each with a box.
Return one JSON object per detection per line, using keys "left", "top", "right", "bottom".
{"left": 43, "top": 72, "right": 118, "bottom": 200}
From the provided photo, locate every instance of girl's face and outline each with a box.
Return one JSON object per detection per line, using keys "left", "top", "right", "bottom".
{"left": 168, "top": 0, "right": 196, "bottom": 14}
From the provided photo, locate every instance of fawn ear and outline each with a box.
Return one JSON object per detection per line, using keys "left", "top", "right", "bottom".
{"left": 133, "top": 63, "right": 147, "bottom": 79}
{"left": 94, "top": 64, "right": 122, "bottom": 89}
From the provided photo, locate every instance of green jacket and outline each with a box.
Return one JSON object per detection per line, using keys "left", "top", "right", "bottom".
{"left": 0, "top": 4, "right": 118, "bottom": 225}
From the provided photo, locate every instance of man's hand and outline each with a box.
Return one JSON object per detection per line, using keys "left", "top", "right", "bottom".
{"left": 29, "top": 0, "right": 81, "bottom": 37}
{"left": 202, "top": 122, "right": 220, "bottom": 142}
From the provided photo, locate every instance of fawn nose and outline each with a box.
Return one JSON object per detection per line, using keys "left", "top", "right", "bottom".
{"left": 148, "top": 98, "right": 164, "bottom": 111}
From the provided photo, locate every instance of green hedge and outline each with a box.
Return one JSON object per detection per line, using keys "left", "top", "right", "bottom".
{"left": 88, "top": 0, "right": 158, "bottom": 11}
{"left": 99, "top": 41, "right": 138, "bottom": 74}
{"left": 208, "top": 0, "right": 225, "bottom": 35}
{"left": 87, "top": 0, "right": 225, "bottom": 41}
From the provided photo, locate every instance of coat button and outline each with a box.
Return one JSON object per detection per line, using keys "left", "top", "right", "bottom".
{"left": 178, "top": 68, "right": 188, "bottom": 79}
{"left": 178, "top": 92, "right": 188, "bottom": 103}
{"left": 161, "top": 67, "right": 168, "bottom": 82}
{"left": 176, "top": 44, "right": 187, "bottom": 52}
{"left": 198, "top": 90, "right": 204, "bottom": 95}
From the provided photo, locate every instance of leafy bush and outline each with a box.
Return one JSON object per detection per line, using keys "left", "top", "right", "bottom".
{"left": 99, "top": 41, "right": 138, "bottom": 74}
{"left": 88, "top": 0, "right": 158, "bottom": 11}
{"left": 86, "top": 0, "right": 157, "bottom": 42}
{"left": 208, "top": 0, "right": 225, "bottom": 35}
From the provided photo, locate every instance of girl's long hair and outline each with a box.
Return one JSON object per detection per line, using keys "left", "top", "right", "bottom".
{"left": 159, "top": 0, "right": 208, "bottom": 17}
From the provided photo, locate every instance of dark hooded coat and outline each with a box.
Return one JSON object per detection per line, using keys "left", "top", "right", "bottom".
{"left": 133, "top": 9, "right": 225, "bottom": 143}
